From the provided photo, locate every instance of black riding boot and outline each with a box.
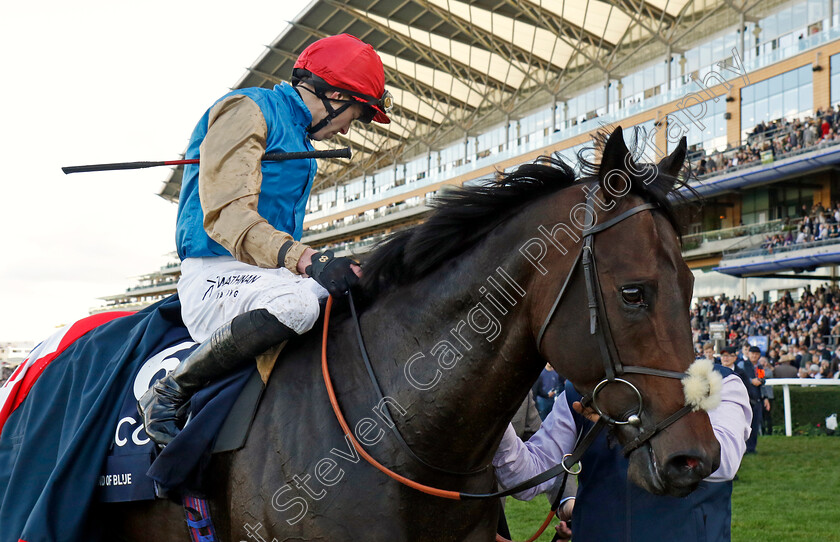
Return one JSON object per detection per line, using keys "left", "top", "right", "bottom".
{"left": 138, "top": 308, "right": 296, "bottom": 445}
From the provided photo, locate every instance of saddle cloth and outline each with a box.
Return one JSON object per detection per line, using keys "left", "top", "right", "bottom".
{"left": 0, "top": 294, "right": 265, "bottom": 542}
{"left": 103, "top": 318, "right": 262, "bottom": 501}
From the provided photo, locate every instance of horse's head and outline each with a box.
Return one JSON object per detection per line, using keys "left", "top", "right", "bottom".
{"left": 534, "top": 127, "right": 720, "bottom": 497}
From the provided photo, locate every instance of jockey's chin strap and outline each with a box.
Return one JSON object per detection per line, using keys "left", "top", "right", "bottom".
{"left": 295, "top": 84, "right": 356, "bottom": 135}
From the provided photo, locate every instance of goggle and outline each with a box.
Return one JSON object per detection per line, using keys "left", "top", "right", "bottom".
{"left": 291, "top": 69, "right": 393, "bottom": 124}
{"left": 355, "top": 89, "right": 394, "bottom": 124}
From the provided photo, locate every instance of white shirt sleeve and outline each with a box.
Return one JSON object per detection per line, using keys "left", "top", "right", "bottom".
{"left": 493, "top": 373, "right": 752, "bottom": 499}
{"left": 705, "top": 372, "right": 753, "bottom": 482}
{"left": 492, "top": 392, "right": 577, "bottom": 500}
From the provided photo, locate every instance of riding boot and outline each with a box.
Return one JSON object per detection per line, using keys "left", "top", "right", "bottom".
{"left": 138, "top": 308, "right": 297, "bottom": 446}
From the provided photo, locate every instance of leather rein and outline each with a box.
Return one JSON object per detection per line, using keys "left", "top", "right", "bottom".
{"left": 320, "top": 194, "right": 695, "bottom": 541}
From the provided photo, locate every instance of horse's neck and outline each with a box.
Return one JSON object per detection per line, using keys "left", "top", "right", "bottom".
{"left": 358, "top": 240, "right": 544, "bottom": 473}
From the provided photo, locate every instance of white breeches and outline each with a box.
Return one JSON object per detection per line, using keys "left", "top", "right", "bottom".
{"left": 177, "top": 256, "right": 329, "bottom": 342}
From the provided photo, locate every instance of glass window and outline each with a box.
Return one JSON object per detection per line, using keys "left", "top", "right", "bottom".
{"left": 755, "top": 98, "right": 768, "bottom": 122}
{"left": 742, "top": 103, "right": 755, "bottom": 128}
{"left": 799, "top": 83, "right": 813, "bottom": 113}
{"left": 740, "top": 66, "right": 813, "bottom": 139}
{"left": 699, "top": 45, "right": 711, "bottom": 67}
{"left": 754, "top": 80, "right": 768, "bottom": 101}
{"left": 831, "top": 53, "right": 840, "bottom": 105}
{"left": 782, "top": 69, "right": 797, "bottom": 89}
{"left": 768, "top": 93, "right": 783, "bottom": 120}
{"left": 783, "top": 88, "right": 798, "bottom": 118}
{"left": 763, "top": 13, "right": 778, "bottom": 40}
{"left": 791, "top": 3, "right": 808, "bottom": 29}
{"left": 667, "top": 97, "right": 726, "bottom": 154}
{"left": 741, "top": 84, "right": 754, "bottom": 103}
{"left": 807, "top": 0, "right": 825, "bottom": 22}
{"left": 799, "top": 65, "right": 812, "bottom": 86}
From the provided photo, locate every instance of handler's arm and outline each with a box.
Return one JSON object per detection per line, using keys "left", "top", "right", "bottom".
{"left": 492, "top": 393, "right": 577, "bottom": 501}
{"left": 198, "top": 95, "right": 310, "bottom": 272}
{"left": 706, "top": 373, "right": 752, "bottom": 482}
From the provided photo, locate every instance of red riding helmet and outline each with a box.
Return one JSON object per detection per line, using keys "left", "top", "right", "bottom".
{"left": 293, "top": 34, "right": 392, "bottom": 125}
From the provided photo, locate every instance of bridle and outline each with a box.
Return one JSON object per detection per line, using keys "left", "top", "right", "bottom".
{"left": 318, "top": 188, "right": 711, "bottom": 541}
{"left": 536, "top": 191, "right": 696, "bottom": 457}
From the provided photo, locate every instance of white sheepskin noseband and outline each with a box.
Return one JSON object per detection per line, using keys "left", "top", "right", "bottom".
{"left": 682, "top": 358, "right": 722, "bottom": 412}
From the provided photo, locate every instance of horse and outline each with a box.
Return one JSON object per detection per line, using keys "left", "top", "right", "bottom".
{"left": 100, "top": 126, "right": 719, "bottom": 541}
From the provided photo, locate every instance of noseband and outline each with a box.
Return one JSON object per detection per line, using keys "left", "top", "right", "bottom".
{"left": 536, "top": 192, "right": 699, "bottom": 456}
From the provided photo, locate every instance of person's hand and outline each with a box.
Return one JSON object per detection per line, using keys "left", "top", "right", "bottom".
{"left": 553, "top": 520, "right": 572, "bottom": 540}
{"left": 572, "top": 401, "right": 600, "bottom": 423}
{"left": 305, "top": 250, "right": 362, "bottom": 297}
{"left": 553, "top": 499, "right": 574, "bottom": 540}
{"left": 751, "top": 378, "right": 762, "bottom": 386}
{"left": 558, "top": 498, "right": 574, "bottom": 522}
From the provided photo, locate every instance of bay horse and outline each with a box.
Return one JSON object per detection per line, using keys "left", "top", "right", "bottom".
{"left": 103, "top": 127, "right": 720, "bottom": 541}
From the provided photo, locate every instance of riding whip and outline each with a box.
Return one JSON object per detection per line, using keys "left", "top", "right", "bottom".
{"left": 61, "top": 147, "right": 352, "bottom": 174}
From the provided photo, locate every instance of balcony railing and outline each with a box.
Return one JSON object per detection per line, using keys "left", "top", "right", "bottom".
{"left": 722, "top": 236, "right": 840, "bottom": 260}
{"left": 683, "top": 219, "right": 787, "bottom": 247}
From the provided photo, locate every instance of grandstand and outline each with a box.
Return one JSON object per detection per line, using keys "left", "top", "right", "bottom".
{"left": 0, "top": 342, "right": 34, "bottom": 381}
{"left": 97, "top": 0, "right": 840, "bottom": 312}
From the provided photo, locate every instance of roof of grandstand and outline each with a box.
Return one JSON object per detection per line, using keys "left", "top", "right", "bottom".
{"left": 158, "top": 0, "right": 794, "bottom": 203}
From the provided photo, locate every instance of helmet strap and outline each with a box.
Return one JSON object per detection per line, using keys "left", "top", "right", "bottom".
{"left": 295, "top": 82, "right": 355, "bottom": 135}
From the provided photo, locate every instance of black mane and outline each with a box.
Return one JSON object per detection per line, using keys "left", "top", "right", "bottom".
{"left": 360, "top": 130, "right": 692, "bottom": 296}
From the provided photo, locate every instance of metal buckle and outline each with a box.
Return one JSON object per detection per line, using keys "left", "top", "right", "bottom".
{"left": 561, "top": 453, "right": 582, "bottom": 475}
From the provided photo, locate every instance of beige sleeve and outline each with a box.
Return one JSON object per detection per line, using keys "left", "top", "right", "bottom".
{"left": 198, "top": 95, "right": 310, "bottom": 272}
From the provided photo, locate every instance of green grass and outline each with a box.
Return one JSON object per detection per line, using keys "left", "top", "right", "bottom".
{"left": 504, "top": 497, "right": 560, "bottom": 542}
{"left": 505, "top": 435, "right": 840, "bottom": 542}
{"left": 731, "top": 436, "right": 840, "bottom": 542}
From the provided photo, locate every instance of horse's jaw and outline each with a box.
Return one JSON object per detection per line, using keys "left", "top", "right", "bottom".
{"left": 626, "top": 443, "right": 715, "bottom": 498}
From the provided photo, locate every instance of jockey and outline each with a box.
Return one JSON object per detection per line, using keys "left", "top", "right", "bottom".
{"left": 138, "top": 34, "right": 393, "bottom": 446}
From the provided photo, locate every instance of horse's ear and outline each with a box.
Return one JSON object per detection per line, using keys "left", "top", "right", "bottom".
{"left": 598, "top": 126, "right": 631, "bottom": 184}
{"left": 657, "top": 136, "right": 687, "bottom": 178}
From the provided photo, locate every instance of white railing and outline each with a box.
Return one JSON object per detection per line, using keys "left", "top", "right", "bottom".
{"left": 764, "top": 378, "right": 840, "bottom": 436}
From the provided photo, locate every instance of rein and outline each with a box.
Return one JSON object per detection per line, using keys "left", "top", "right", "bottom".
{"left": 319, "top": 192, "right": 710, "bottom": 541}
{"left": 321, "top": 294, "right": 570, "bottom": 541}
{"left": 346, "top": 292, "right": 488, "bottom": 477}
{"left": 322, "top": 295, "right": 575, "bottom": 500}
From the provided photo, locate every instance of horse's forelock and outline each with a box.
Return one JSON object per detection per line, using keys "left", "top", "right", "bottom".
{"left": 578, "top": 126, "right": 698, "bottom": 235}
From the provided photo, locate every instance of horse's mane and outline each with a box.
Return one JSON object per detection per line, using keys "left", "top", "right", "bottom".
{"left": 360, "top": 129, "right": 693, "bottom": 297}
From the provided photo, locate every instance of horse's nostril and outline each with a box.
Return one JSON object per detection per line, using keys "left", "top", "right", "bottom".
{"left": 667, "top": 454, "right": 705, "bottom": 476}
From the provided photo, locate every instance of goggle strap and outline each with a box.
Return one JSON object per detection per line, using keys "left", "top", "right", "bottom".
{"left": 293, "top": 69, "right": 391, "bottom": 113}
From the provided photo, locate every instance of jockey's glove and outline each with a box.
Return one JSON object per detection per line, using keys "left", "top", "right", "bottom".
{"left": 306, "top": 250, "right": 359, "bottom": 297}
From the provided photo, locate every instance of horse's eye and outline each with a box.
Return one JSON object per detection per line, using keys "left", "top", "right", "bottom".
{"left": 621, "top": 287, "right": 645, "bottom": 306}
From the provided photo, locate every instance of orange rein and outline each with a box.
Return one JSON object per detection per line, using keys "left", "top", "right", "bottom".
{"left": 321, "top": 295, "right": 460, "bottom": 500}
{"left": 320, "top": 295, "right": 558, "bottom": 541}
{"left": 495, "top": 511, "right": 556, "bottom": 542}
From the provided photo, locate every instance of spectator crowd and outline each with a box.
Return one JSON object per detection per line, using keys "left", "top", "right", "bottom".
{"left": 692, "top": 285, "right": 840, "bottom": 381}
{"left": 693, "top": 285, "right": 840, "bottom": 442}
{"left": 694, "top": 105, "right": 840, "bottom": 178}
{"left": 761, "top": 200, "right": 840, "bottom": 250}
